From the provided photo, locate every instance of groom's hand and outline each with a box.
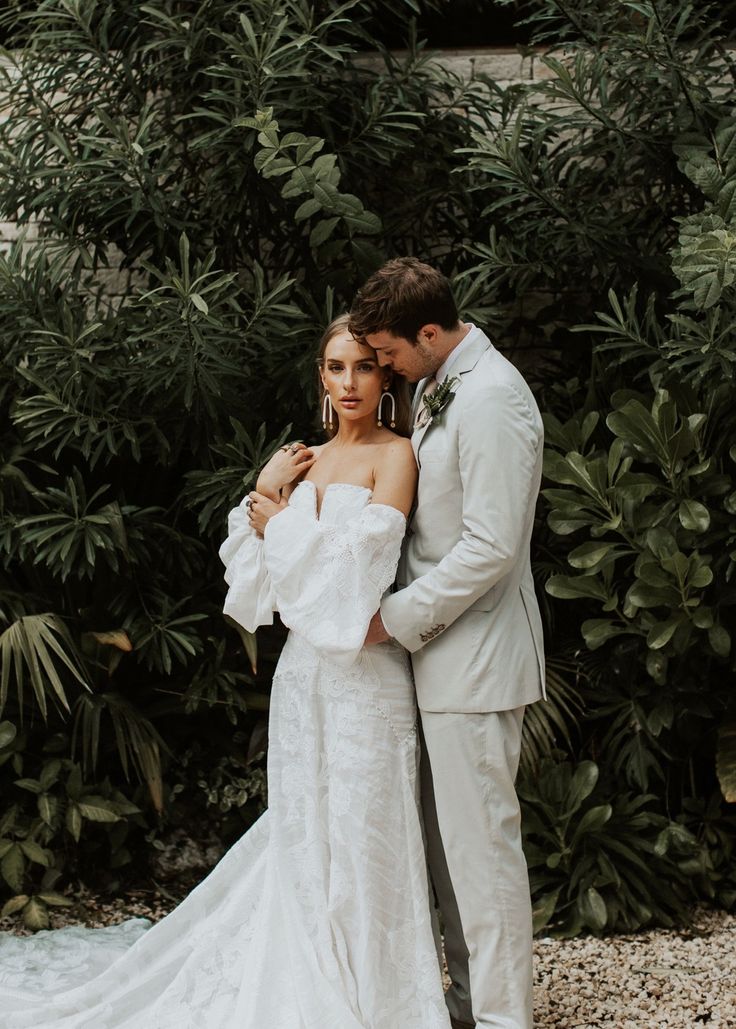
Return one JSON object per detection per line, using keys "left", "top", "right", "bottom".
{"left": 364, "top": 610, "right": 390, "bottom": 646}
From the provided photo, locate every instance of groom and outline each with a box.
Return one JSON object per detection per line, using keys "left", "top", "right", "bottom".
{"left": 351, "top": 258, "right": 545, "bottom": 1029}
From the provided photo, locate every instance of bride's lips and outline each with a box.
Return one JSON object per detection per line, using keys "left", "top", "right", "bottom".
{"left": 340, "top": 398, "right": 361, "bottom": 407}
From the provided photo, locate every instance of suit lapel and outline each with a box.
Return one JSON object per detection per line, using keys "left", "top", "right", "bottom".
{"left": 412, "top": 414, "right": 433, "bottom": 455}
{"left": 410, "top": 376, "right": 431, "bottom": 425}
{"left": 412, "top": 331, "right": 493, "bottom": 458}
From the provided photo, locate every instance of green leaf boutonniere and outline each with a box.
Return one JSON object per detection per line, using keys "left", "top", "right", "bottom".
{"left": 415, "top": 375, "right": 459, "bottom": 429}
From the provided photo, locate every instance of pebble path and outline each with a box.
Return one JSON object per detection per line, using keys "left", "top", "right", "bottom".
{"left": 2, "top": 893, "right": 734, "bottom": 1026}
{"left": 532, "top": 909, "right": 735, "bottom": 1027}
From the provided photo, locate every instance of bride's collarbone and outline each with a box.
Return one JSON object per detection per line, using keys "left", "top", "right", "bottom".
{"left": 302, "top": 435, "right": 406, "bottom": 495}
{"left": 302, "top": 466, "right": 374, "bottom": 496}
{"left": 303, "top": 470, "right": 375, "bottom": 494}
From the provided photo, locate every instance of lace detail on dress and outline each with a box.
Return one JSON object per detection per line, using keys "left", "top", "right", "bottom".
{"left": 0, "top": 482, "right": 450, "bottom": 1029}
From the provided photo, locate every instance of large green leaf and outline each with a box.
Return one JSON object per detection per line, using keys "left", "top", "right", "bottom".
{"left": 646, "top": 618, "right": 680, "bottom": 650}
{"left": 579, "top": 886, "right": 608, "bottom": 932}
{"left": 708, "top": 626, "right": 731, "bottom": 657}
{"left": 532, "top": 889, "right": 561, "bottom": 935}
{"left": 1, "top": 894, "right": 29, "bottom": 917}
{"left": 77, "top": 799, "right": 121, "bottom": 823}
{"left": 566, "top": 761, "right": 599, "bottom": 813}
{"left": 19, "top": 840, "right": 49, "bottom": 867}
{"left": 0, "top": 721, "right": 17, "bottom": 748}
{"left": 545, "top": 574, "right": 609, "bottom": 602}
{"left": 716, "top": 723, "right": 736, "bottom": 803}
{"left": 567, "top": 541, "right": 622, "bottom": 571}
{"left": 22, "top": 897, "right": 50, "bottom": 931}
{"left": 572, "top": 804, "right": 612, "bottom": 840}
{"left": 581, "top": 619, "right": 627, "bottom": 650}
{"left": 0, "top": 843, "right": 24, "bottom": 892}
{"left": 678, "top": 499, "right": 710, "bottom": 532}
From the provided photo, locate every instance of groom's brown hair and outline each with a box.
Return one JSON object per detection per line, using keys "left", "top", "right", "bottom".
{"left": 349, "top": 257, "right": 458, "bottom": 344}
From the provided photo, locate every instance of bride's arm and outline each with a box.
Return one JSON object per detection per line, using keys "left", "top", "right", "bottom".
{"left": 219, "top": 496, "right": 277, "bottom": 631}
{"left": 255, "top": 442, "right": 316, "bottom": 501}
{"left": 258, "top": 468, "right": 408, "bottom": 666}
{"left": 370, "top": 437, "right": 417, "bottom": 518}
{"left": 363, "top": 438, "right": 416, "bottom": 646}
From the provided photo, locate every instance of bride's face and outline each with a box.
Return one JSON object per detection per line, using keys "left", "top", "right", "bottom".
{"left": 320, "top": 329, "right": 389, "bottom": 425}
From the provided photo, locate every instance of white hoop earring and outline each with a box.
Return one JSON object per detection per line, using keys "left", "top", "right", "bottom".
{"left": 377, "top": 389, "right": 396, "bottom": 428}
{"left": 322, "top": 392, "right": 334, "bottom": 430}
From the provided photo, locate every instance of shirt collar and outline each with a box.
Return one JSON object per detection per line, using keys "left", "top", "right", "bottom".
{"left": 435, "top": 323, "right": 481, "bottom": 383}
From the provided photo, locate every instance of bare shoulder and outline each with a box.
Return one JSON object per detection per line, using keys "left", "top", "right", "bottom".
{"left": 379, "top": 433, "right": 414, "bottom": 461}
{"left": 371, "top": 435, "right": 417, "bottom": 516}
{"left": 374, "top": 434, "right": 415, "bottom": 473}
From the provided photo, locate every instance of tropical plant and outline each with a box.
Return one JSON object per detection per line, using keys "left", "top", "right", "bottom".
{"left": 0, "top": 0, "right": 491, "bottom": 923}
{"left": 470, "top": 0, "right": 736, "bottom": 929}
{"left": 521, "top": 756, "right": 695, "bottom": 935}
{"left": 1, "top": 0, "right": 734, "bottom": 935}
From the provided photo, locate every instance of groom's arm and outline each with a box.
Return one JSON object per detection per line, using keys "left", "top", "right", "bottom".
{"left": 378, "top": 382, "right": 542, "bottom": 652}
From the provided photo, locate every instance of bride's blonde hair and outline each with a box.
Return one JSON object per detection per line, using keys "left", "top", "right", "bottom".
{"left": 316, "top": 314, "right": 412, "bottom": 439}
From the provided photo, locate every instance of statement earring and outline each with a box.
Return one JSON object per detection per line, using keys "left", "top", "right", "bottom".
{"left": 377, "top": 387, "right": 396, "bottom": 428}
{"left": 322, "top": 392, "right": 334, "bottom": 431}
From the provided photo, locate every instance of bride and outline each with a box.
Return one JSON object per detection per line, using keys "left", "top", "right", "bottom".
{"left": 0, "top": 314, "right": 451, "bottom": 1029}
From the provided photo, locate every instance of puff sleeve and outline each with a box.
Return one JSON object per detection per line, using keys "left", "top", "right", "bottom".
{"left": 262, "top": 502, "right": 405, "bottom": 667}
{"left": 219, "top": 497, "right": 277, "bottom": 631}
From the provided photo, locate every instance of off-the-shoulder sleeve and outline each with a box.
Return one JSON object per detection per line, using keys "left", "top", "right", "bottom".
{"left": 218, "top": 497, "right": 277, "bottom": 631}
{"left": 263, "top": 502, "right": 405, "bottom": 666}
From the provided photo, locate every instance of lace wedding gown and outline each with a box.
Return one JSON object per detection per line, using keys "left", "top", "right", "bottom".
{"left": 0, "top": 481, "right": 450, "bottom": 1029}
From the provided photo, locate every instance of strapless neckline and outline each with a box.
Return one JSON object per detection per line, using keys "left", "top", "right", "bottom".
{"left": 295, "top": 480, "right": 372, "bottom": 518}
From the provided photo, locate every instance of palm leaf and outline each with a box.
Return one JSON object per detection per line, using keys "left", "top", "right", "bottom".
{"left": 0, "top": 614, "right": 90, "bottom": 719}
{"left": 520, "top": 655, "right": 584, "bottom": 778}
{"left": 72, "top": 692, "right": 168, "bottom": 812}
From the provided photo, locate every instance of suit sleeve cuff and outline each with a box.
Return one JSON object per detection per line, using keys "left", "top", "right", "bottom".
{"left": 381, "top": 592, "right": 422, "bottom": 653}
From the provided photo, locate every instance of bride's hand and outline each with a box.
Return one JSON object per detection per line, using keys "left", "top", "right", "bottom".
{"left": 256, "top": 442, "right": 315, "bottom": 498}
{"left": 247, "top": 491, "right": 288, "bottom": 538}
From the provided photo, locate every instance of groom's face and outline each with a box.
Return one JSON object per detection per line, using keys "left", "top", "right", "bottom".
{"left": 364, "top": 329, "right": 439, "bottom": 383}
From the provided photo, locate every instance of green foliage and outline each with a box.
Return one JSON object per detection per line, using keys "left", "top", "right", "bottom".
{"left": 480, "top": 0, "right": 736, "bottom": 929}
{"left": 195, "top": 750, "right": 267, "bottom": 816}
{"left": 0, "top": 0, "right": 486, "bottom": 923}
{"left": 1, "top": 0, "right": 734, "bottom": 934}
{"left": 717, "top": 724, "right": 736, "bottom": 803}
{"left": 1, "top": 612, "right": 90, "bottom": 716}
{"left": 0, "top": 741, "right": 140, "bottom": 927}
{"left": 521, "top": 757, "right": 693, "bottom": 935}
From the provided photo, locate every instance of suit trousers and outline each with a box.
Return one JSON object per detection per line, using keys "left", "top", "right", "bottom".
{"left": 419, "top": 707, "right": 533, "bottom": 1029}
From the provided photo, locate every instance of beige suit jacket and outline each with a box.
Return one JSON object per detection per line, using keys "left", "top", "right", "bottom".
{"left": 381, "top": 327, "right": 546, "bottom": 713}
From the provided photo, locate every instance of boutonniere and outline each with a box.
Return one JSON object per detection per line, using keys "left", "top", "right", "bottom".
{"left": 415, "top": 376, "right": 459, "bottom": 429}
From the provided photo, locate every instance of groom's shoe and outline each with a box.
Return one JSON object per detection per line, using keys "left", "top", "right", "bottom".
{"left": 450, "top": 1019, "right": 475, "bottom": 1029}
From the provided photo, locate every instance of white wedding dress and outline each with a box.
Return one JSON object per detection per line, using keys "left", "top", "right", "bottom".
{"left": 0, "top": 481, "right": 450, "bottom": 1029}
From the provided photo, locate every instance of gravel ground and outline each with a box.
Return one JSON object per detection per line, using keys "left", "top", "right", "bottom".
{"left": 2, "top": 892, "right": 734, "bottom": 1027}
{"left": 533, "top": 909, "right": 735, "bottom": 1028}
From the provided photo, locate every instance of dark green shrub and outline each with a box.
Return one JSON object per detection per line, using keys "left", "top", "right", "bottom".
{"left": 1, "top": 0, "right": 734, "bottom": 934}
{"left": 473, "top": 0, "right": 736, "bottom": 929}
{"left": 0, "top": 0, "right": 487, "bottom": 926}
